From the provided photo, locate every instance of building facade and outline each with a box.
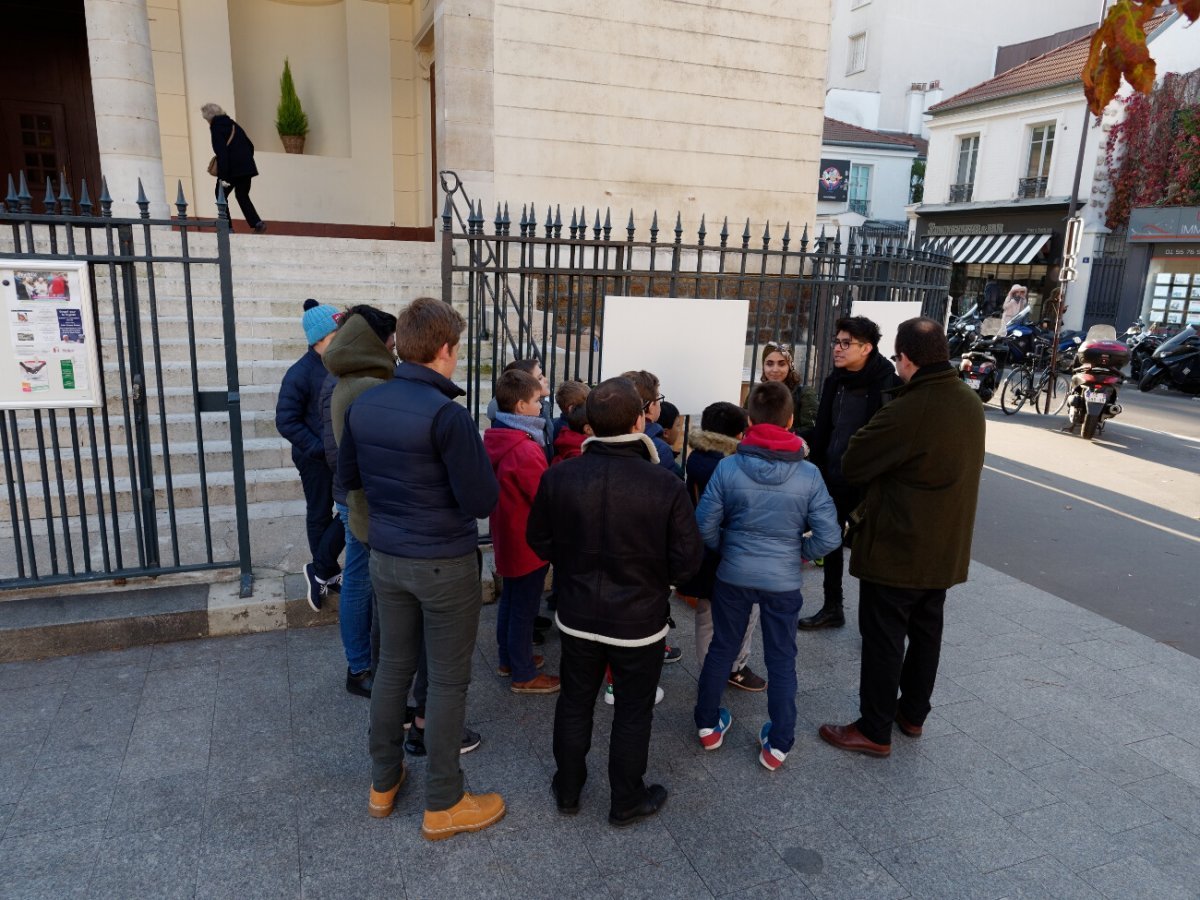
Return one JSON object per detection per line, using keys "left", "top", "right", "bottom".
{"left": 1, "top": 0, "right": 831, "bottom": 234}
{"left": 816, "top": 117, "right": 919, "bottom": 229}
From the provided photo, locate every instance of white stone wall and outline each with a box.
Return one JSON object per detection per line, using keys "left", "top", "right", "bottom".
{"left": 475, "top": 0, "right": 830, "bottom": 232}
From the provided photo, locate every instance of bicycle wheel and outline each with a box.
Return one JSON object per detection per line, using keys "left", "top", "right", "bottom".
{"left": 1034, "top": 373, "right": 1070, "bottom": 415}
{"left": 1000, "top": 368, "right": 1032, "bottom": 415}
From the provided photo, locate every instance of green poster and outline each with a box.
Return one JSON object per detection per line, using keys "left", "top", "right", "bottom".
{"left": 61, "top": 359, "right": 75, "bottom": 389}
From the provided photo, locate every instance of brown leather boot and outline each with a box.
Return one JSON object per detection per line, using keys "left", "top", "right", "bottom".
{"left": 511, "top": 673, "right": 561, "bottom": 694}
{"left": 421, "top": 792, "right": 506, "bottom": 841}
{"left": 367, "top": 765, "right": 407, "bottom": 818}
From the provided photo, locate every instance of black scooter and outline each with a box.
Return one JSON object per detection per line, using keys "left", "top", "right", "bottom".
{"left": 1139, "top": 325, "right": 1200, "bottom": 395}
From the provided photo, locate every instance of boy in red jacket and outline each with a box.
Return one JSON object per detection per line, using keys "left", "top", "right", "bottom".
{"left": 484, "top": 369, "right": 560, "bottom": 694}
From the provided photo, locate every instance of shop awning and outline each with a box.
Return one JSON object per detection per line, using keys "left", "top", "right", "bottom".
{"left": 925, "top": 232, "right": 1052, "bottom": 265}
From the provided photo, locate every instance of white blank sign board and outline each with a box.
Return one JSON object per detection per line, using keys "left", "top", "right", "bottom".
{"left": 600, "top": 296, "right": 750, "bottom": 415}
{"left": 849, "top": 300, "right": 924, "bottom": 361}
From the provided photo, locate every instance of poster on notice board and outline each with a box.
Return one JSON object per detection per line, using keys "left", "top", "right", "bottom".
{"left": 0, "top": 261, "right": 102, "bottom": 408}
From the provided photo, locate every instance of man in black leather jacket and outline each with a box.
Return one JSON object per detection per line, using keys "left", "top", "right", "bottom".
{"left": 798, "top": 316, "right": 901, "bottom": 630}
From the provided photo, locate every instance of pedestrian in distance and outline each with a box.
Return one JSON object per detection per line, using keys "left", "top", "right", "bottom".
{"left": 320, "top": 304, "right": 397, "bottom": 698}
{"left": 484, "top": 368, "right": 558, "bottom": 695}
{"left": 819, "top": 317, "right": 985, "bottom": 758}
{"left": 693, "top": 381, "right": 841, "bottom": 771}
{"left": 527, "top": 377, "right": 703, "bottom": 826}
{"left": 277, "top": 299, "right": 345, "bottom": 610}
{"left": 677, "top": 401, "right": 768, "bottom": 693}
{"left": 798, "top": 316, "right": 901, "bottom": 631}
{"left": 200, "top": 103, "right": 266, "bottom": 233}
{"left": 339, "top": 297, "right": 503, "bottom": 841}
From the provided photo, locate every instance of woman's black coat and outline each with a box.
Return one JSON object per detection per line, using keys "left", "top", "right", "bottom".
{"left": 209, "top": 115, "right": 258, "bottom": 180}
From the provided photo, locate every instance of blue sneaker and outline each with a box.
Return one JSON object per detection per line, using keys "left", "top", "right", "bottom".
{"left": 759, "top": 722, "right": 787, "bottom": 771}
{"left": 698, "top": 707, "right": 732, "bottom": 750}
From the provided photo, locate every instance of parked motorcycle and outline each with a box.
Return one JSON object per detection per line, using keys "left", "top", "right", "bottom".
{"left": 1063, "top": 326, "right": 1129, "bottom": 441}
{"left": 948, "top": 303, "right": 983, "bottom": 358}
{"left": 958, "top": 336, "right": 1001, "bottom": 402}
{"left": 1138, "top": 325, "right": 1200, "bottom": 395}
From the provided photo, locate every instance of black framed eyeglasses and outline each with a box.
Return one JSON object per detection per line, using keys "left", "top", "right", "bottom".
{"left": 643, "top": 394, "right": 665, "bottom": 411}
{"left": 831, "top": 339, "right": 865, "bottom": 350}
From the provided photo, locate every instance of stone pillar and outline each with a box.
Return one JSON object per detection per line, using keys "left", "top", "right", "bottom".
{"left": 84, "top": 0, "right": 168, "bottom": 217}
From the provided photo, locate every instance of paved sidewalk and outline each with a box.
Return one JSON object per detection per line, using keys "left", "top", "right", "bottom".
{"left": 2, "top": 562, "right": 1200, "bottom": 899}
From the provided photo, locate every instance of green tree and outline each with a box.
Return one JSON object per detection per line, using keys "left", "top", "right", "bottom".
{"left": 276, "top": 58, "right": 308, "bottom": 137}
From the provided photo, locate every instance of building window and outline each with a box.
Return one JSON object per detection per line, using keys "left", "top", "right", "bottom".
{"left": 849, "top": 164, "right": 871, "bottom": 216}
{"left": 1018, "top": 123, "right": 1055, "bottom": 198}
{"left": 847, "top": 33, "right": 867, "bottom": 74}
{"left": 951, "top": 134, "right": 979, "bottom": 202}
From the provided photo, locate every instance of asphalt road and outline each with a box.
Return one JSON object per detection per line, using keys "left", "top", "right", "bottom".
{"left": 972, "top": 386, "right": 1200, "bottom": 658}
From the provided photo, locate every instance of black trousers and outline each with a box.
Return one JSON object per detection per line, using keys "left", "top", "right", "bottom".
{"left": 821, "top": 487, "right": 860, "bottom": 606}
{"left": 295, "top": 455, "right": 344, "bottom": 581}
{"left": 553, "top": 631, "right": 664, "bottom": 813}
{"left": 215, "top": 176, "right": 262, "bottom": 228}
{"left": 856, "top": 580, "right": 947, "bottom": 745}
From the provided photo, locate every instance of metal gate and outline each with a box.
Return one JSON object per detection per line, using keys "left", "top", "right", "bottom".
{"left": 1082, "top": 232, "right": 1128, "bottom": 329}
{"left": 438, "top": 171, "right": 953, "bottom": 423}
{"left": 0, "top": 174, "right": 253, "bottom": 595}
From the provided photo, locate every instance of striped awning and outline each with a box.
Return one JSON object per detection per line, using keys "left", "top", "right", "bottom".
{"left": 925, "top": 232, "right": 1052, "bottom": 265}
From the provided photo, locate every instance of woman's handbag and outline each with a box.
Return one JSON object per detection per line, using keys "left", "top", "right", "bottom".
{"left": 207, "top": 124, "right": 236, "bottom": 177}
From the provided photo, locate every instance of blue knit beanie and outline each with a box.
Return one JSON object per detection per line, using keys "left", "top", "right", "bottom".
{"left": 302, "top": 298, "right": 339, "bottom": 346}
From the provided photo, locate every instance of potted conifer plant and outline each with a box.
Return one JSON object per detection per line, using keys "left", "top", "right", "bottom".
{"left": 276, "top": 58, "right": 309, "bottom": 154}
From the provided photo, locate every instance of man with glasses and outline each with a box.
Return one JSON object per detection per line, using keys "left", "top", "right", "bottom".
{"left": 798, "top": 316, "right": 901, "bottom": 631}
{"left": 622, "top": 371, "right": 680, "bottom": 476}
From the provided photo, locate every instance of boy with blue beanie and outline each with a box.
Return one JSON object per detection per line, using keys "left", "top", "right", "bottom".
{"left": 692, "top": 381, "right": 841, "bottom": 771}
{"left": 277, "top": 298, "right": 345, "bottom": 609}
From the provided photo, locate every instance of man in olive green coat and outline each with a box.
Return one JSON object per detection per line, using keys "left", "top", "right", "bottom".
{"left": 819, "top": 317, "right": 985, "bottom": 758}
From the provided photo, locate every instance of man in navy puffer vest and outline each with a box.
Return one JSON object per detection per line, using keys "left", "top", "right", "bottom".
{"left": 339, "top": 297, "right": 504, "bottom": 841}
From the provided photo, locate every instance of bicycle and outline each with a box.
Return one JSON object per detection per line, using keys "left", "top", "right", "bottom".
{"left": 999, "top": 340, "right": 1070, "bottom": 416}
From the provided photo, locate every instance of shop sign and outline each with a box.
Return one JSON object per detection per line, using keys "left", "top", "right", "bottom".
{"left": 0, "top": 261, "right": 101, "bottom": 409}
{"left": 926, "top": 223, "right": 1053, "bottom": 236}
{"left": 818, "top": 159, "right": 851, "bottom": 202}
{"left": 1129, "top": 206, "right": 1200, "bottom": 242}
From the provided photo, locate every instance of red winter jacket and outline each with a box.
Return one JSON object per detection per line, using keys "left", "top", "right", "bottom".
{"left": 484, "top": 425, "right": 549, "bottom": 577}
{"left": 552, "top": 427, "right": 587, "bottom": 465}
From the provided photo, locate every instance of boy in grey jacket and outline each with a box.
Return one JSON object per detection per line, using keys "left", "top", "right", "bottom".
{"left": 692, "top": 382, "right": 841, "bottom": 771}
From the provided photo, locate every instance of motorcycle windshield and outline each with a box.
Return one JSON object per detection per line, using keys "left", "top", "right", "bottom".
{"left": 1155, "top": 325, "right": 1197, "bottom": 356}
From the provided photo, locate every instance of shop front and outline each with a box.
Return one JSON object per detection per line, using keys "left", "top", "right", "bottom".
{"left": 1122, "top": 206, "right": 1200, "bottom": 334}
{"left": 916, "top": 204, "right": 1067, "bottom": 318}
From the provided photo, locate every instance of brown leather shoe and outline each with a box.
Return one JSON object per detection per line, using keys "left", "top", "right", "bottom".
{"left": 895, "top": 711, "right": 923, "bottom": 738}
{"left": 422, "top": 792, "right": 506, "bottom": 841}
{"left": 367, "top": 765, "right": 407, "bottom": 818}
{"left": 511, "top": 673, "right": 560, "bottom": 694}
{"left": 818, "top": 723, "right": 891, "bottom": 757}
{"left": 496, "top": 655, "right": 544, "bottom": 677}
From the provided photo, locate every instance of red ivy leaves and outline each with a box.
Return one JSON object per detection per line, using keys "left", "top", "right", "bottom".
{"left": 1085, "top": 0, "right": 1200, "bottom": 115}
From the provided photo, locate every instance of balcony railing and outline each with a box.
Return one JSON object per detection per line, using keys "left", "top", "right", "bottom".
{"left": 948, "top": 183, "right": 974, "bottom": 203}
{"left": 848, "top": 198, "right": 869, "bottom": 216}
{"left": 1017, "top": 176, "right": 1048, "bottom": 199}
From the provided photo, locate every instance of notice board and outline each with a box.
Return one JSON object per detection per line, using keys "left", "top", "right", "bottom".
{"left": 0, "top": 261, "right": 102, "bottom": 408}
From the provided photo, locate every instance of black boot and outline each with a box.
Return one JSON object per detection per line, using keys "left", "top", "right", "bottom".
{"left": 799, "top": 604, "right": 845, "bottom": 630}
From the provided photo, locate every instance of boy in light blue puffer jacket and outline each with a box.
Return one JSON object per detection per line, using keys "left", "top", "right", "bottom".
{"left": 692, "top": 381, "right": 841, "bottom": 771}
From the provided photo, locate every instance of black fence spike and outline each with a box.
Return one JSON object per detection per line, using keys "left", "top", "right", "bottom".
{"left": 58, "top": 175, "right": 73, "bottom": 215}
{"left": 440, "top": 192, "right": 453, "bottom": 232}
{"left": 99, "top": 177, "right": 113, "bottom": 217}
{"left": 544, "top": 204, "right": 554, "bottom": 237}
{"left": 468, "top": 199, "right": 482, "bottom": 234}
{"left": 593, "top": 209, "right": 602, "bottom": 239}
{"left": 719, "top": 216, "right": 729, "bottom": 247}
{"left": 674, "top": 211, "right": 683, "bottom": 243}
{"left": 43, "top": 176, "right": 57, "bottom": 214}
{"left": 761, "top": 220, "right": 771, "bottom": 249}
{"left": 781, "top": 221, "right": 791, "bottom": 251}
{"left": 626, "top": 209, "right": 635, "bottom": 241}
{"left": 554, "top": 204, "right": 562, "bottom": 238}
{"left": 741, "top": 218, "right": 751, "bottom": 249}
{"left": 519, "top": 203, "right": 528, "bottom": 235}
{"left": 502, "top": 201, "right": 510, "bottom": 233}
{"left": 580, "top": 207, "right": 587, "bottom": 238}
{"left": 569, "top": 207, "right": 578, "bottom": 239}
{"left": 697, "top": 214, "right": 707, "bottom": 245}
{"left": 174, "top": 180, "right": 187, "bottom": 218}
{"left": 135, "top": 177, "right": 150, "bottom": 218}
{"left": 17, "top": 171, "right": 32, "bottom": 212}
{"left": 78, "top": 179, "right": 92, "bottom": 215}
{"left": 494, "top": 202, "right": 503, "bottom": 233}
{"left": 603, "top": 207, "right": 612, "bottom": 240}
{"left": 649, "top": 210, "right": 659, "bottom": 243}
{"left": 5, "top": 174, "right": 17, "bottom": 212}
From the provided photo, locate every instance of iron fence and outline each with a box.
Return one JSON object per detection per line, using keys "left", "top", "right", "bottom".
{"left": 439, "top": 171, "right": 953, "bottom": 424}
{"left": 0, "top": 172, "right": 253, "bottom": 595}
